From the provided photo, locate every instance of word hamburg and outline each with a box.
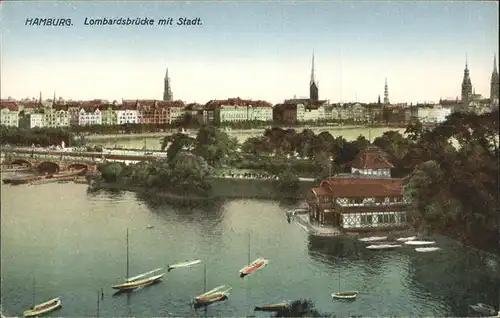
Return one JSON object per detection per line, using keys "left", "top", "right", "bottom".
{"left": 25, "top": 18, "right": 73, "bottom": 26}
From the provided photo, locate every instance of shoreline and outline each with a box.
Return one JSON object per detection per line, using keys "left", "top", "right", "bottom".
{"left": 85, "top": 124, "right": 405, "bottom": 141}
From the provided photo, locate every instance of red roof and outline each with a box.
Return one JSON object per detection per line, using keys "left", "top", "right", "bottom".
{"left": 350, "top": 146, "right": 394, "bottom": 169}
{"left": 1, "top": 100, "right": 19, "bottom": 111}
{"left": 22, "top": 102, "right": 40, "bottom": 109}
{"left": 317, "top": 178, "right": 405, "bottom": 198}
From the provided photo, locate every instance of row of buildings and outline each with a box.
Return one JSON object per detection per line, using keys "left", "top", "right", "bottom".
{"left": 1, "top": 54, "right": 498, "bottom": 129}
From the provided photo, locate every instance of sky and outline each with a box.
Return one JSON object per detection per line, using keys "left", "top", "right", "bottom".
{"left": 1, "top": 1, "right": 498, "bottom": 105}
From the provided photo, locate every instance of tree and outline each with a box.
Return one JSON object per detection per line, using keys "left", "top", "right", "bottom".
{"left": 98, "top": 162, "right": 125, "bottom": 182}
{"left": 194, "top": 125, "right": 238, "bottom": 167}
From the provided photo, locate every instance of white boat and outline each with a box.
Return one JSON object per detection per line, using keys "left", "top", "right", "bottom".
{"left": 331, "top": 291, "right": 359, "bottom": 300}
{"left": 23, "top": 278, "right": 62, "bottom": 317}
{"left": 168, "top": 259, "right": 201, "bottom": 272}
{"left": 192, "top": 264, "right": 231, "bottom": 309}
{"left": 366, "top": 244, "right": 402, "bottom": 250}
{"left": 358, "top": 236, "right": 387, "bottom": 242}
{"left": 396, "top": 236, "right": 417, "bottom": 242}
{"left": 404, "top": 240, "right": 436, "bottom": 246}
{"left": 415, "top": 247, "right": 441, "bottom": 252}
{"left": 111, "top": 228, "right": 164, "bottom": 291}
{"left": 24, "top": 297, "right": 62, "bottom": 317}
{"left": 332, "top": 270, "right": 359, "bottom": 301}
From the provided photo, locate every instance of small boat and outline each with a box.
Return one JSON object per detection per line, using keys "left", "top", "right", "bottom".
{"left": 167, "top": 259, "right": 201, "bottom": 272}
{"left": 192, "top": 265, "right": 231, "bottom": 309}
{"left": 358, "top": 236, "right": 387, "bottom": 242}
{"left": 469, "top": 303, "right": 498, "bottom": 316}
{"left": 396, "top": 236, "right": 417, "bottom": 242}
{"left": 254, "top": 301, "right": 290, "bottom": 312}
{"left": 111, "top": 229, "right": 164, "bottom": 291}
{"left": 415, "top": 247, "right": 441, "bottom": 252}
{"left": 366, "top": 244, "right": 402, "bottom": 250}
{"left": 404, "top": 240, "right": 436, "bottom": 246}
{"left": 146, "top": 224, "right": 154, "bottom": 229}
{"left": 23, "top": 297, "right": 62, "bottom": 317}
{"left": 239, "top": 257, "right": 268, "bottom": 278}
{"left": 332, "top": 270, "right": 359, "bottom": 301}
{"left": 331, "top": 291, "right": 359, "bottom": 300}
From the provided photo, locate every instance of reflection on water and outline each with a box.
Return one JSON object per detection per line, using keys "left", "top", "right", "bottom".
{"left": 1, "top": 183, "right": 499, "bottom": 317}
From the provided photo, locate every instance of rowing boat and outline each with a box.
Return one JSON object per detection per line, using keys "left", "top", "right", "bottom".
{"left": 167, "top": 259, "right": 201, "bottom": 272}
{"left": 366, "top": 244, "right": 401, "bottom": 250}
{"left": 239, "top": 257, "right": 268, "bottom": 278}
{"left": 415, "top": 247, "right": 441, "bottom": 252}
{"left": 404, "top": 240, "right": 436, "bottom": 246}
{"left": 358, "top": 236, "right": 387, "bottom": 242}
{"left": 23, "top": 297, "right": 62, "bottom": 317}
{"left": 254, "top": 301, "right": 290, "bottom": 312}
{"left": 396, "top": 236, "right": 417, "bottom": 242}
{"left": 469, "top": 303, "right": 498, "bottom": 316}
{"left": 331, "top": 291, "right": 359, "bottom": 300}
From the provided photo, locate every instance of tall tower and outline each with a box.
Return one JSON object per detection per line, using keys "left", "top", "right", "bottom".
{"left": 383, "top": 78, "right": 390, "bottom": 105}
{"left": 163, "top": 68, "right": 173, "bottom": 101}
{"left": 490, "top": 54, "right": 499, "bottom": 102}
{"left": 309, "top": 52, "right": 319, "bottom": 102}
{"left": 461, "top": 55, "right": 473, "bottom": 109}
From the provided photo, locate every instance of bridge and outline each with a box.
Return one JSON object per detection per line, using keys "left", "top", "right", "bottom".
{"left": 2, "top": 148, "right": 162, "bottom": 174}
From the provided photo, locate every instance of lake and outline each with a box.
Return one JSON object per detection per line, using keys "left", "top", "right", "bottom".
{"left": 1, "top": 183, "right": 499, "bottom": 317}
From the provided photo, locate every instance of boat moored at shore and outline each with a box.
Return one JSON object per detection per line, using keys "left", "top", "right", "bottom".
{"left": 23, "top": 297, "right": 62, "bottom": 317}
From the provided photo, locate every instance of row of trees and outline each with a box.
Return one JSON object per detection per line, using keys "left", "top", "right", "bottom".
{"left": 0, "top": 126, "right": 74, "bottom": 147}
{"left": 404, "top": 110, "right": 499, "bottom": 251}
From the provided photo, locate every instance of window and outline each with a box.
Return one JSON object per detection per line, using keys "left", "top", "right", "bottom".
{"left": 361, "top": 215, "right": 373, "bottom": 225}
{"left": 388, "top": 214, "right": 395, "bottom": 223}
{"left": 377, "top": 215, "right": 384, "bottom": 223}
{"left": 400, "top": 213, "right": 407, "bottom": 223}
{"left": 354, "top": 198, "right": 363, "bottom": 204}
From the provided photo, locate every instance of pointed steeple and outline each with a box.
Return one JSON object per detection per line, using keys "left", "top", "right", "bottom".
{"left": 383, "top": 78, "right": 389, "bottom": 105}
{"left": 491, "top": 53, "right": 499, "bottom": 101}
{"left": 310, "top": 51, "right": 316, "bottom": 86}
{"left": 461, "top": 54, "right": 473, "bottom": 107}
{"left": 52, "top": 91, "right": 56, "bottom": 107}
{"left": 163, "top": 67, "right": 173, "bottom": 101}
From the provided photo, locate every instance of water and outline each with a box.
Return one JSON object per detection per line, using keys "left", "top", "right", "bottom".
{"left": 2, "top": 183, "right": 499, "bottom": 317}
{"left": 94, "top": 127, "right": 405, "bottom": 149}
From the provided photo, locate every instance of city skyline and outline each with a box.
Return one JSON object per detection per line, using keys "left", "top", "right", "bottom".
{"left": 1, "top": 1, "right": 498, "bottom": 104}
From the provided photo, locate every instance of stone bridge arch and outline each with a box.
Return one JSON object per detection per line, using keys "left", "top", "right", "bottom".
{"left": 67, "top": 163, "right": 88, "bottom": 173}
{"left": 10, "top": 159, "right": 33, "bottom": 168}
{"left": 37, "top": 161, "right": 60, "bottom": 174}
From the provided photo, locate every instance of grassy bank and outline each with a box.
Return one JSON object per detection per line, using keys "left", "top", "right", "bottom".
{"left": 89, "top": 177, "right": 316, "bottom": 200}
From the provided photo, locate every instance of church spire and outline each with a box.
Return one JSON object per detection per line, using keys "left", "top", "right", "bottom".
{"left": 383, "top": 78, "right": 389, "bottom": 105}
{"left": 309, "top": 52, "right": 318, "bottom": 102}
{"left": 491, "top": 53, "right": 499, "bottom": 101}
{"left": 461, "top": 55, "right": 473, "bottom": 110}
{"left": 163, "top": 67, "right": 173, "bottom": 101}
{"left": 310, "top": 51, "right": 316, "bottom": 85}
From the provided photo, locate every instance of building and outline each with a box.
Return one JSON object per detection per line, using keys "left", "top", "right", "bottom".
{"left": 306, "top": 145, "right": 410, "bottom": 232}
{"left": 44, "top": 105, "right": 70, "bottom": 127}
{"left": 307, "top": 177, "right": 410, "bottom": 231}
{"left": 273, "top": 103, "right": 297, "bottom": 123}
{"left": 417, "top": 106, "right": 452, "bottom": 124}
{"left": 101, "top": 104, "right": 118, "bottom": 126}
{"left": 25, "top": 113, "right": 44, "bottom": 128}
{"left": 350, "top": 146, "right": 394, "bottom": 177}
{"left": 167, "top": 101, "right": 186, "bottom": 124}
{"left": 207, "top": 98, "right": 273, "bottom": 124}
{"left": 0, "top": 100, "right": 19, "bottom": 127}
{"left": 78, "top": 107, "right": 102, "bottom": 126}
{"left": 163, "top": 68, "right": 173, "bottom": 102}
{"left": 116, "top": 102, "right": 139, "bottom": 124}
